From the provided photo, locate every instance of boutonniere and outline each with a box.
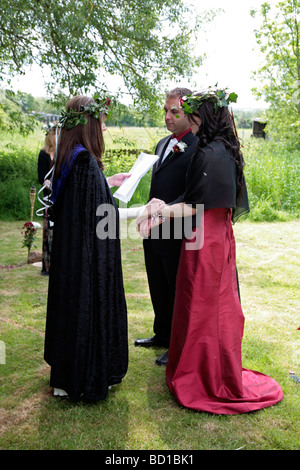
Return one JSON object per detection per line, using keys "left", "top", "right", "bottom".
{"left": 169, "top": 141, "right": 188, "bottom": 159}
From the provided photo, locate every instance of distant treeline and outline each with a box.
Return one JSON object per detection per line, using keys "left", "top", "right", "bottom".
{"left": 1, "top": 89, "right": 264, "bottom": 130}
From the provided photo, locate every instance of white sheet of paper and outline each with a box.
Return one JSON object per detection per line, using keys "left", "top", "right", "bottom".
{"left": 113, "top": 152, "right": 159, "bottom": 203}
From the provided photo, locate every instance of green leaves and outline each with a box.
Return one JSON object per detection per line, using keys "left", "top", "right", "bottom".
{"left": 58, "top": 94, "right": 111, "bottom": 129}
{"left": 180, "top": 101, "right": 193, "bottom": 114}
{"left": 251, "top": 0, "right": 300, "bottom": 140}
{"left": 180, "top": 88, "right": 238, "bottom": 115}
{"left": 0, "top": 90, "right": 38, "bottom": 136}
{"left": 59, "top": 108, "right": 89, "bottom": 130}
{"left": 228, "top": 92, "right": 238, "bottom": 104}
{"left": 0, "top": 0, "right": 211, "bottom": 118}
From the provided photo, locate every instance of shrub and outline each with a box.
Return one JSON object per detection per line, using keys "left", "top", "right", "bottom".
{"left": 0, "top": 148, "right": 151, "bottom": 220}
{"left": 1, "top": 135, "right": 300, "bottom": 221}
{"left": 0, "top": 150, "right": 40, "bottom": 220}
{"left": 243, "top": 139, "right": 300, "bottom": 221}
{"left": 103, "top": 149, "right": 151, "bottom": 207}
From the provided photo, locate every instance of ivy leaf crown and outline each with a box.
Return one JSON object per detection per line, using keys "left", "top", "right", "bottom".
{"left": 59, "top": 94, "right": 111, "bottom": 130}
{"left": 179, "top": 86, "right": 238, "bottom": 115}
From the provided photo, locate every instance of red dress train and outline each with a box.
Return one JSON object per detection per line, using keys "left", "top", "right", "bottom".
{"left": 166, "top": 208, "right": 283, "bottom": 414}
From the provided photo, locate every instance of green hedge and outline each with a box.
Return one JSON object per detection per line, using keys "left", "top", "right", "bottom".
{"left": 1, "top": 141, "right": 300, "bottom": 221}
{"left": 0, "top": 149, "right": 40, "bottom": 220}
{"left": 0, "top": 148, "right": 151, "bottom": 220}
{"left": 243, "top": 139, "right": 300, "bottom": 221}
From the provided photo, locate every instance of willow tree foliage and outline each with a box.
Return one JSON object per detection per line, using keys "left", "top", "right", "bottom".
{"left": 0, "top": 0, "right": 213, "bottom": 116}
{"left": 251, "top": 0, "right": 300, "bottom": 140}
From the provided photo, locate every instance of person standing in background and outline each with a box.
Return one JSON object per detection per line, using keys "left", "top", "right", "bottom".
{"left": 37, "top": 125, "right": 56, "bottom": 275}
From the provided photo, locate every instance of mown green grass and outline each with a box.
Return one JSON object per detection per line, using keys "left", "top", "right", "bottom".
{"left": 0, "top": 219, "right": 299, "bottom": 450}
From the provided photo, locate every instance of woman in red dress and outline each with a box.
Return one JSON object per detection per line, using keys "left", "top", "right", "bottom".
{"left": 137, "top": 89, "right": 283, "bottom": 414}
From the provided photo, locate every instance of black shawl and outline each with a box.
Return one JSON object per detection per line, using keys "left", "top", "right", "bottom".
{"left": 183, "top": 140, "right": 249, "bottom": 222}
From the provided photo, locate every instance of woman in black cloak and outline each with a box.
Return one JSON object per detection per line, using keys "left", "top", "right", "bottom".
{"left": 44, "top": 95, "right": 129, "bottom": 402}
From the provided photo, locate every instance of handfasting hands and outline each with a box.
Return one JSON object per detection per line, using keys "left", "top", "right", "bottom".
{"left": 136, "top": 198, "right": 167, "bottom": 238}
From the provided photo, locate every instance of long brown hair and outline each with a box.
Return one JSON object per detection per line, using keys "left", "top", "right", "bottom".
{"left": 54, "top": 95, "right": 105, "bottom": 178}
{"left": 43, "top": 127, "right": 56, "bottom": 156}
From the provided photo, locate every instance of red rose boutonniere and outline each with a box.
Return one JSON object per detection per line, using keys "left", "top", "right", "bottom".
{"left": 169, "top": 141, "right": 188, "bottom": 159}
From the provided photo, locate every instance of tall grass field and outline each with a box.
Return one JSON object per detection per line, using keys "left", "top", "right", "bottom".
{"left": 0, "top": 127, "right": 299, "bottom": 221}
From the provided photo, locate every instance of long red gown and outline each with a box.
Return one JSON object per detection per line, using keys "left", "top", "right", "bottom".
{"left": 166, "top": 208, "right": 283, "bottom": 414}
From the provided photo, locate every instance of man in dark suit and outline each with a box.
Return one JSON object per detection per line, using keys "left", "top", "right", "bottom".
{"left": 134, "top": 87, "right": 198, "bottom": 365}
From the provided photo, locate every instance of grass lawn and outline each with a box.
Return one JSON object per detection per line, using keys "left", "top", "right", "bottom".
{"left": 0, "top": 219, "right": 299, "bottom": 450}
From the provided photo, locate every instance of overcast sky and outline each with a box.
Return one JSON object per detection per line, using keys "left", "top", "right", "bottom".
{"left": 184, "top": 0, "right": 274, "bottom": 109}
{"left": 9, "top": 0, "right": 277, "bottom": 109}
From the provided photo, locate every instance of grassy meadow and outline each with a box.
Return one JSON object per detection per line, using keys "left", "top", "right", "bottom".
{"left": 0, "top": 125, "right": 300, "bottom": 450}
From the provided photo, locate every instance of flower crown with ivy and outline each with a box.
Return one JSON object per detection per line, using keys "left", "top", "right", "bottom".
{"left": 58, "top": 93, "right": 111, "bottom": 130}
{"left": 179, "top": 87, "right": 238, "bottom": 115}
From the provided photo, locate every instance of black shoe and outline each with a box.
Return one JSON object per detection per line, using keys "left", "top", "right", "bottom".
{"left": 134, "top": 336, "right": 158, "bottom": 347}
{"left": 156, "top": 351, "right": 168, "bottom": 366}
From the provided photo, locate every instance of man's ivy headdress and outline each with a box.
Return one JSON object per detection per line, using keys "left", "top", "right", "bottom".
{"left": 179, "top": 87, "right": 238, "bottom": 115}
{"left": 59, "top": 94, "right": 111, "bottom": 130}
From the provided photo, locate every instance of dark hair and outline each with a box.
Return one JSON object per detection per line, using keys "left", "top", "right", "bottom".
{"left": 188, "top": 97, "right": 246, "bottom": 199}
{"left": 55, "top": 95, "right": 105, "bottom": 178}
{"left": 166, "top": 87, "right": 192, "bottom": 99}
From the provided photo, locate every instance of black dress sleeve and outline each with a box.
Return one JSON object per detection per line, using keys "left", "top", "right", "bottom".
{"left": 183, "top": 141, "right": 249, "bottom": 222}
{"left": 38, "top": 149, "right": 52, "bottom": 197}
{"left": 38, "top": 150, "right": 51, "bottom": 184}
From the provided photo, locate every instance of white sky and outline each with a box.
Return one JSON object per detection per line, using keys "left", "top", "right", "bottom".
{"left": 183, "top": 0, "right": 272, "bottom": 109}
{"left": 9, "top": 0, "right": 276, "bottom": 109}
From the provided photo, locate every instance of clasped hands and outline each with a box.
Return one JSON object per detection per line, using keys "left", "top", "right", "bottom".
{"left": 106, "top": 175, "right": 167, "bottom": 238}
{"left": 136, "top": 198, "right": 167, "bottom": 238}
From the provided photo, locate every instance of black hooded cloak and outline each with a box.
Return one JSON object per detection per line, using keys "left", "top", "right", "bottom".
{"left": 44, "top": 148, "right": 128, "bottom": 401}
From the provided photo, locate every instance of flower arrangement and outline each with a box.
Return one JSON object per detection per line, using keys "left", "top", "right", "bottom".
{"left": 21, "top": 222, "right": 37, "bottom": 261}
